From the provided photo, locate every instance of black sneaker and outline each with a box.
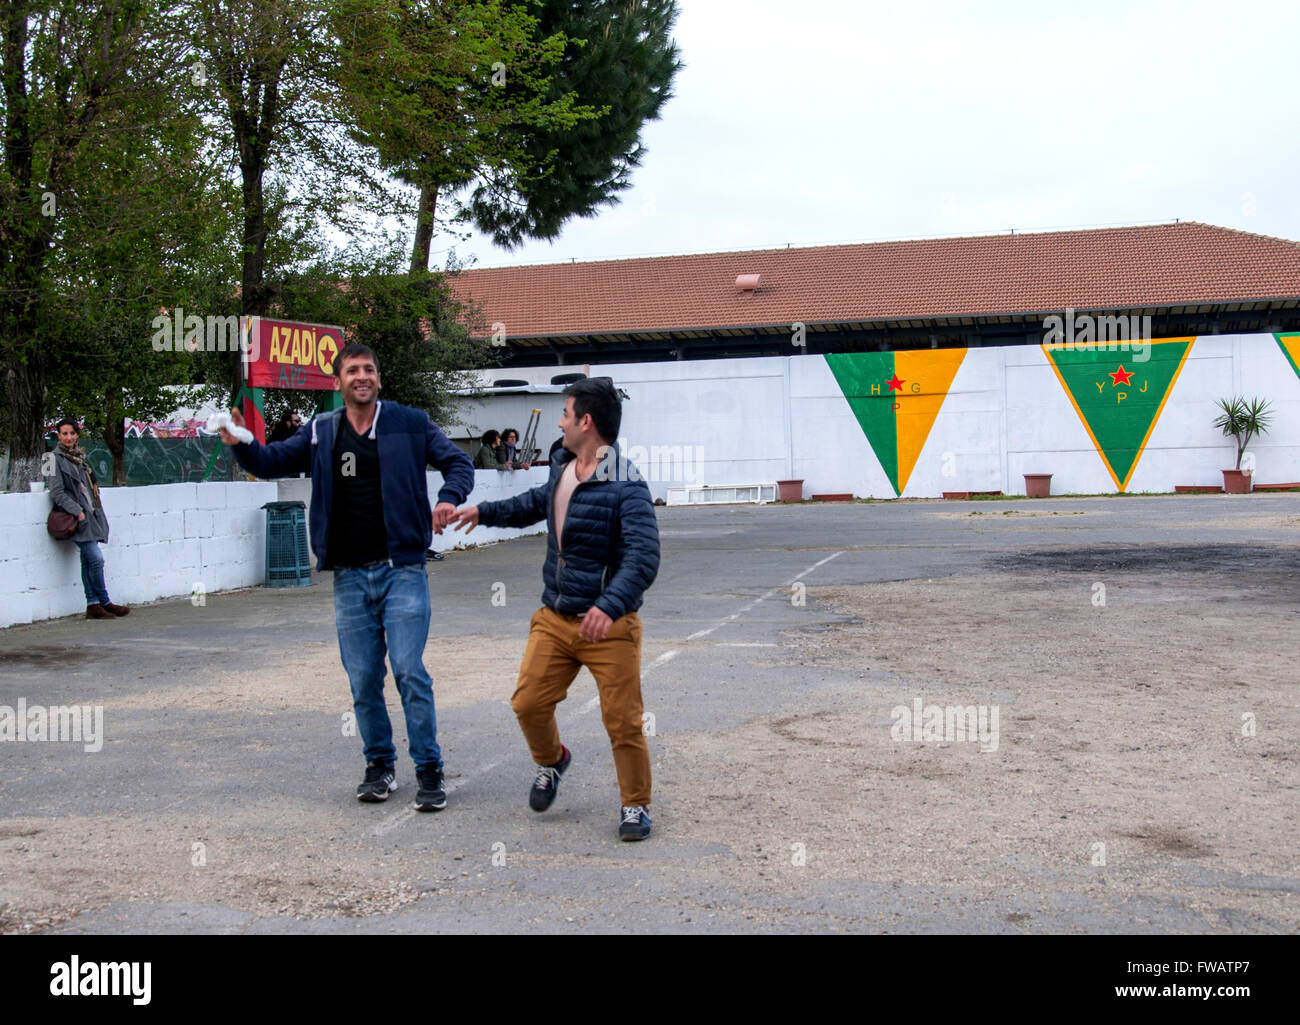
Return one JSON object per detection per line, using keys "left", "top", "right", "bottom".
{"left": 528, "top": 746, "right": 570, "bottom": 812}
{"left": 357, "top": 761, "right": 396, "bottom": 802}
{"left": 618, "top": 805, "right": 651, "bottom": 841}
{"left": 414, "top": 764, "right": 447, "bottom": 812}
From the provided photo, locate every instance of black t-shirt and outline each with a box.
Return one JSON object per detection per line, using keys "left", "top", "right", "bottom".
{"left": 329, "top": 415, "right": 388, "bottom": 567}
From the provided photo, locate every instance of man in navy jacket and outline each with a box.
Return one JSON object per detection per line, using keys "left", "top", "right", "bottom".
{"left": 450, "top": 378, "right": 661, "bottom": 840}
{"left": 220, "top": 344, "right": 474, "bottom": 812}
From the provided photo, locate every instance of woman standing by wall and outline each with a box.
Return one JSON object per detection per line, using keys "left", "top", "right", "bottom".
{"left": 47, "top": 419, "right": 130, "bottom": 620}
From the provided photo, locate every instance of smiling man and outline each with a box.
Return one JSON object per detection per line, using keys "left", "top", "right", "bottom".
{"left": 219, "top": 344, "right": 474, "bottom": 812}
{"left": 450, "top": 377, "right": 661, "bottom": 840}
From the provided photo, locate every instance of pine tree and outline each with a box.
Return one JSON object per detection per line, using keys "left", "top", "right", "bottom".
{"left": 465, "top": 0, "right": 682, "bottom": 250}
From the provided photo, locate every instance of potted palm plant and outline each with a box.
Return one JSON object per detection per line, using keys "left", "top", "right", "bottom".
{"left": 1213, "top": 396, "right": 1272, "bottom": 494}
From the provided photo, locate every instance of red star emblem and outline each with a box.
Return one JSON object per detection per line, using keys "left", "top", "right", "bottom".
{"left": 886, "top": 374, "right": 905, "bottom": 393}
{"left": 1109, "top": 365, "right": 1134, "bottom": 387}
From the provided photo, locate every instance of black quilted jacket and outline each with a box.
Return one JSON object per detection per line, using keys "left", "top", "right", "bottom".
{"left": 477, "top": 444, "right": 660, "bottom": 619}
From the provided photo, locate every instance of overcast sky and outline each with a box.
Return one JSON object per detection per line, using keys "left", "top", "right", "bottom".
{"left": 438, "top": 0, "right": 1300, "bottom": 270}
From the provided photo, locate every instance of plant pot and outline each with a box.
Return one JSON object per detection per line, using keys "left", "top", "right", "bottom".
{"left": 1023, "top": 474, "right": 1052, "bottom": 499}
{"left": 776, "top": 479, "right": 804, "bottom": 503}
{"left": 1222, "top": 469, "right": 1253, "bottom": 494}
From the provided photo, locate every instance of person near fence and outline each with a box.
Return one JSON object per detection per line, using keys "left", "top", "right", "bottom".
{"left": 450, "top": 378, "right": 661, "bottom": 840}
{"left": 495, "top": 428, "right": 532, "bottom": 470}
{"left": 217, "top": 344, "right": 475, "bottom": 813}
{"left": 47, "top": 419, "right": 130, "bottom": 620}
{"left": 474, "top": 430, "right": 506, "bottom": 469}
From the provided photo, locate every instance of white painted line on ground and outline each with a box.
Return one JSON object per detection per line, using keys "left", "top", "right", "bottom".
{"left": 372, "top": 759, "right": 503, "bottom": 835}
{"left": 648, "top": 649, "right": 682, "bottom": 670}
{"left": 687, "top": 551, "right": 845, "bottom": 640}
{"left": 788, "top": 551, "right": 846, "bottom": 584}
{"left": 371, "top": 553, "right": 844, "bottom": 836}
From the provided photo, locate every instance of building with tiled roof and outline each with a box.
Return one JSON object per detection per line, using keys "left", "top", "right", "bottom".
{"left": 449, "top": 221, "right": 1300, "bottom": 366}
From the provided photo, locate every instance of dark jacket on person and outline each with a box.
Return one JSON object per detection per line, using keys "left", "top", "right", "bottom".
{"left": 476, "top": 442, "right": 660, "bottom": 620}
{"left": 474, "top": 444, "right": 505, "bottom": 470}
{"left": 47, "top": 447, "right": 109, "bottom": 543}
{"left": 231, "top": 401, "right": 475, "bottom": 570}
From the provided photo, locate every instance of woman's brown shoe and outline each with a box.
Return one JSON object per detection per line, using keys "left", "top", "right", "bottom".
{"left": 103, "top": 603, "right": 130, "bottom": 616}
{"left": 86, "top": 604, "right": 114, "bottom": 620}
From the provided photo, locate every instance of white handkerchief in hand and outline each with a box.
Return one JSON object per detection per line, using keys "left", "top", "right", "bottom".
{"left": 207, "top": 412, "right": 255, "bottom": 444}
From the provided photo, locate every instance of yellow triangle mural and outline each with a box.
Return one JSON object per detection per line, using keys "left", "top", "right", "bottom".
{"left": 896, "top": 350, "right": 967, "bottom": 493}
{"left": 1277, "top": 334, "right": 1300, "bottom": 381}
{"left": 826, "top": 349, "right": 967, "bottom": 495}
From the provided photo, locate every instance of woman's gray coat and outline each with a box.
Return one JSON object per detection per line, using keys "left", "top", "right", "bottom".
{"left": 47, "top": 448, "right": 110, "bottom": 543}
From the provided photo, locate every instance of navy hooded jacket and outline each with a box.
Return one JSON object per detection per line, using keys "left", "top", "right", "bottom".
{"left": 477, "top": 443, "right": 660, "bottom": 620}
{"left": 231, "top": 401, "right": 475, "bottom": 570}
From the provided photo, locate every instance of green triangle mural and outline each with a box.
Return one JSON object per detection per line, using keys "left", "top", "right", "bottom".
{"left": 828, "top": 352, "right": 898, "bottom": 490}
{"left": 1043, "top": 338, "right": 1194, "bottom": 491}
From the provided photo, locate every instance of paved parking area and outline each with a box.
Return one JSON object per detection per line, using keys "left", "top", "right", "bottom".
{"left": 1, "top": 493, "right": 1296, "bottom": 933}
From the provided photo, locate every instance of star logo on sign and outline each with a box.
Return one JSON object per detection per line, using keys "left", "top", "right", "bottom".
{"left": 1109, "top": 365, "right": 1134, "bottom": 387}
{"left": 317, "top": 333, "right": 339, "bottom": 376}
{"left": 886, "top": 374, "right": 905, "bottom": 393}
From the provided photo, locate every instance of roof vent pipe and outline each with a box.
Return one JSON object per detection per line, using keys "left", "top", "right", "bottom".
{"left": 735, "top": 273, "right": 761, "bottom": 293}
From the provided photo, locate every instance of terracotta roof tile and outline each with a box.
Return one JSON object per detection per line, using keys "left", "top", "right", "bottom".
{"left": 449, "top": 222, "right": 1300, "bottom": 339}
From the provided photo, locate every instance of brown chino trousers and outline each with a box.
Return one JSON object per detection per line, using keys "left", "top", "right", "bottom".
{"left": 512, "top": 605, "right": 651, "bottom": 807}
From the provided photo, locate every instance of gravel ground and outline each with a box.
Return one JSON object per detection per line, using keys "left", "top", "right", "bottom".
{"left": 1, "top": 494, "right": 1296, "bottom": 934}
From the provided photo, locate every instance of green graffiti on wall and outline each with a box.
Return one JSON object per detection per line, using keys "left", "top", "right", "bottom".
{"left": 55, "top": 437, "right": 237, "bottom": 487}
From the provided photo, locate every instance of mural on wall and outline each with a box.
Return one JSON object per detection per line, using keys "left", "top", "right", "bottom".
{"left": 1042, "top": 337, "right": 1194, "bottom": 492}
{"left": 825, "top": 349, "right": 967, "bottom": 496}
{"left": 1278, "top": 333, "right": 1300, "bottom": 381}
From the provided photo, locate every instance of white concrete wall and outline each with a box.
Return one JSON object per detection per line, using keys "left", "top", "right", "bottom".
{"left": 585, "top": 357, "right": 792, "bottom": 499}
{"left": 0, "top": 469, "right": 548, "bottom": 629}
{"left": 563, "top": 334, "right": 1300, "bottom": 501}
{"left": 0, "top": 481, "right": 275, "bottom": 628}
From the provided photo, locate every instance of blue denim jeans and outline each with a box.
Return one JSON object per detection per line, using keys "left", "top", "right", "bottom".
{"left": 75, "top": 540, "right": 110, "bottom": 606}
{"left": 333, "top": 562, "right": 442, "bottom": 771}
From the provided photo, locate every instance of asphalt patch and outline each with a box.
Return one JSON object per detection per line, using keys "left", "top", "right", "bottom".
{"left": 993, "top": 544, "right": 1300, "bottom": 575}
{"left": 0, "top": 647, "right": 109, "bottom": 667}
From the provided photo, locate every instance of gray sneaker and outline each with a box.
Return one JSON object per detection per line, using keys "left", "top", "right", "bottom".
{"left": 356, "top": 761, "right": 396, "bottom": 802}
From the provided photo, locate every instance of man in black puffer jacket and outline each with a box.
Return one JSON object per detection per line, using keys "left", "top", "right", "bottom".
{"left": 450, "top": 378, "right": 661, "bottom": 841}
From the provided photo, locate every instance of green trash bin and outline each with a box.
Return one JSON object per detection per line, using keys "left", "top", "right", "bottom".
{"left": 262, "top": 501, "right": 311, "bottom": 587}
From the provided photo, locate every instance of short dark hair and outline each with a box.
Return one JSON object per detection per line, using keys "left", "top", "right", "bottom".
{"left": 333, "top": 343, "right": 378, "bottom": 376}
{"left": 501, "top": 427, "right": 519, "bottom": 442}
{"left": 481, "top": 430, "right": 500, "bottom": 446}
{"left": 564, "top": 377, "right": 621, "bottom": 443}
{"left": 56, "top": 418, "right": 79, "bottom": 433}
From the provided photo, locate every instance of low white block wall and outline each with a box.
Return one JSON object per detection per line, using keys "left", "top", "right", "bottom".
{"left": 0, "top": 481, "right": 276, "bottom": 628}
{"left": 0, "top": 469, "right": 549, "bottom": 629}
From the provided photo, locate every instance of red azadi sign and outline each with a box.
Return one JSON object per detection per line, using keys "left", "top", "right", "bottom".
{"left": 241, "top": 317, "right": 344, "bottom": 390}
